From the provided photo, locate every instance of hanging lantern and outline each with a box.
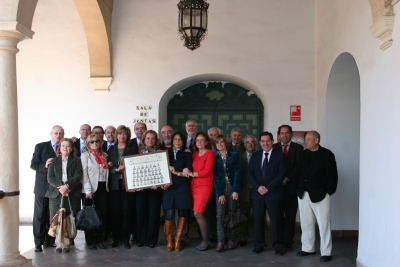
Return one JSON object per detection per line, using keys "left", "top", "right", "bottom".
{"left": 177, "top": 0, "right": 209, "bottom": 51}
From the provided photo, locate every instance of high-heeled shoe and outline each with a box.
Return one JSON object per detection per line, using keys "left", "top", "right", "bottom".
{"left": 196, "top": 241, "right": 211, "bottom": 251}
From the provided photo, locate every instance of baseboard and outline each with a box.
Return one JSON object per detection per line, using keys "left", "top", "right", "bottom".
{"left": 331, "top": 230, "right": 358, "bottom": 238}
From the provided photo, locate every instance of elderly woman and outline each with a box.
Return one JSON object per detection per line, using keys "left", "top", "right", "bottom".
{"left": 107, "top": 125, "right": 137, "bottom": 249}
{"left": 46, "top": 138, "right": 82, "bottom": 253}
{"left": 135, "top": 130, "right": 163, "bottom": 248}
{"left": 81, "top": 133, "right": 109, "bottom": 250}
{"left": 162, "top": 131, "right": 192, "bottom": 252}
{"left": 185, "top": 132, "right": 215, "bottom": 251}
{"left": 213, "top": 134, "right": 242, "bottom": 252}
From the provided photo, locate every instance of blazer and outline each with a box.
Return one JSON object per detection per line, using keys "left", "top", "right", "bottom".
{"left": 214, "top": 151, "right": 242, "bottom": 197}
{"left": 74, "top": 138, "right": 85, "bottom": 157}
{"left": 273, "top": 142, "right": 303, "bottom": 196}
{"left": 227, "top": 142, "right": 246, "bottom": 156}
{"left": 81, "top": 151, "right": 109, "bottom": 193}
{"left": 129, "top": 137, "right": 139, "bottom": 154}
{"left": 297, "top": 146, "right": 338, "bottom": 203}
{"left": 168, "top": 149, "right": 193, "bottom": 185}
{"left": 239, "top": 150, "right": 252, "bottom": 201}
{"left": 30, "top": 141, "right": 57, "bottom": 197}
{"left": 247, "top": 149, "right": 287, "bottom": 201}
{"left": 107, "top": 143, "right": 137, "bottom": 191}
{"left": 45, "top": 155, "right": 83, "bottom": 199}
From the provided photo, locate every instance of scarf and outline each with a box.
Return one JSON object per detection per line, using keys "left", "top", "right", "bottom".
{"left": 89, "top": 150, "right": 109, "bottom": 169}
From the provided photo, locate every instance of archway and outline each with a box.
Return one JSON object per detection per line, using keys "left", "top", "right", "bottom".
{"left": 325, "top": 52, "right": 360, "bottom": 233}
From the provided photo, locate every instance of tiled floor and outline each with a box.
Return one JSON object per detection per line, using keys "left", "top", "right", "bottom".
{"left": 21, "top": 220, "right": 358, "bottom": 267}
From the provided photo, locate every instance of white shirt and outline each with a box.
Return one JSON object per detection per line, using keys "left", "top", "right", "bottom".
{"left": 246, "top": 151, "right": 252, "bottom": 163}
{"left": 80, "top": 139, "right": 86, "bottom": 154}
{"left": 280, "top": 141, "right": 291, "bottom": 152}
{"left": 62, "top": 157, "right": 68, "bottom": 183}
{"left": 261, "top": 148, "right": 272, "bottom": 168}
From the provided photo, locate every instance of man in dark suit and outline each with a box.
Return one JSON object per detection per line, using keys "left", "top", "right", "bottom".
{"left": 74, "top": 124, "right": 91, "bottom": 157}
{"left": 130, "top": 122, "right": 146, "bottom": 152}
{"left": 185, "top": 119, "right": 198, "bottom": 151}
{"left": 227, "top": 127, "right": 246, "bottom": 155}
{"left": 93, "top": 125, "right": 105, "bottom": 145}
{"left": 273, "top": 125, "right": 303, "bottom": 249}
{"left": 103, "top": 125, "right": 116, "bottom": 152}
{"left": 30, "top": 125, "right": 65, "bottom": 252}
{"left": 296, "top": 131, "right": 337, "bottom": 263}
{"left": 160, "top": 124, "right": 173, "bottom": 150}
{"left": 248, "top": 131, "right": 286, "bottom": 256}
{"left": 237, "top": 134, "right": 257, "bottom": 246}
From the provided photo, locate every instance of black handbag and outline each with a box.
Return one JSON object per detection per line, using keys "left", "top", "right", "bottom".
{"left": 224, "top": 199, "right": 248, "bottom": 229}
{"left": 76, "top": 197, "right": 102, "bottom": 231}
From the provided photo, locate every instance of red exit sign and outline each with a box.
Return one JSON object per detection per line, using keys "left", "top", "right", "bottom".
{"left": 290, "top": 105, "right": 301, "bottom": 121}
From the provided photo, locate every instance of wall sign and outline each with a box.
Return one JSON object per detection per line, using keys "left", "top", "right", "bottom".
{"left": 134, "top": 105, "right": 156, "bottom": 124}
{"left": 290, "top": 105, "right": 301, "bottom": 121}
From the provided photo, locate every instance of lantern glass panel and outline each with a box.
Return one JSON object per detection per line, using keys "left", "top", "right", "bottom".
{"left": 183, "top": 9, "right": 191, "bottom": 27}
{"left": 202, "top": 10, "right": 207, "bottom": 28}
{"left": 191, "top": 9, "right": 201, "bottom": 27}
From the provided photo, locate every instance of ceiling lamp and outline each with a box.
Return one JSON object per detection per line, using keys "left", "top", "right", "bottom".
{"left": 177, "top": 0, "right": 209, "bottom": 51}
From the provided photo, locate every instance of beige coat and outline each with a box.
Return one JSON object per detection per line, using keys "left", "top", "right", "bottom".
{"left": 81, "top": 151, "right": 109, "bottom": 193}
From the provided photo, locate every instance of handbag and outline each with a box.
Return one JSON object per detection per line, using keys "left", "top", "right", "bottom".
{"left": 48, "top": 195, "right": 77, "bottom": 239}
{"left": 224, "top": 199, "right": 248, "bottom": 229}
{"left": 76, "top": 197, "right": 102, "bottom": 231}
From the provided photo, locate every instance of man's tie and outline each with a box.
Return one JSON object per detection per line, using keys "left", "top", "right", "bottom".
{"left": 107, "top": 144, "right": 111, "bottom": 151}
{"left": 53, "top": 144, "right": 58, "bottom": 153}
{"left": 283, "top": 145, "right": 288, "bottom": 156}
{"left": 262, "top": 152, "right": 269, "bottom": 179}
{"left": 248, "top": 153, "right": 251, "bottom": 163}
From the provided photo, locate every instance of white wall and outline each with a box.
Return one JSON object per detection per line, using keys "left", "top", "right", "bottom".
{"left": 316, "top": 1, "right": 400, "bottom": 266}
{"left": 17, "top": 0, "right": 316, "bottom": 220}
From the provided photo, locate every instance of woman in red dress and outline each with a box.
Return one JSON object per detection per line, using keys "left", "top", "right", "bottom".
{"left": 184, "top": 132, "right": 215, "bottom": 251}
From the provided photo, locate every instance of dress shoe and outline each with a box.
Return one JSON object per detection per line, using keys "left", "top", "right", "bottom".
{"left": 196, "top": 242, "right": 210, "bottom": 251}
{"left": 49, "top": 243, "right": 57, "bottom": 248}
{"left": 110, "top": 241, "right": 119, "bottom": 248}
{"left": 137, "top": 243, "right": 144, "bottom": 247}
{"left": 215, "top": 242, "right": 224, "bottom": 252}
{"left": 252, "top": 247, "right": 264, "bottom": 254}
{"left": 55, "top": 248, "right": 62, "bottom": 253}
{"left": 34, "top": 245, "right": 42, "bottom": 252}
{"left": 98, "top": 243, "right": 107, "bottom": 249}
{"left": 62, "top": 247, "right": 70, "bottom": 253}
{"left": 296, "top": 250, "right": 316, "bottom": 257}
{"left": 89, "top": 244, "right": 97, "bottom": 250}
{"left": 124, "top": 241, "right": 131, "bottom": 249}
{"left": 275, "top": 250, "right": 284, "bottom": 256}
{"left": 238, "top": 240, "right": 247, "bottom": 247}
{"left": 320, "top": 256, "right": 332, "bottom": 262}
{"left": 147, "top": 244, "right": 155, "bottom": 248}
{"left": 227, "top": 240, "right": 236, "bottom": 250}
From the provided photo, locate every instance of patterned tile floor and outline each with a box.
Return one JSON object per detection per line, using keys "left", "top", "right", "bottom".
{"left": 20, "top": 220, "right": 358, "bottom": 267}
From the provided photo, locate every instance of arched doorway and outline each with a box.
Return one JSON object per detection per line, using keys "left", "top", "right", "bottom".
{"left": 167, "top": 82, "right": 264, "bottom": 136}
{"left": 326, "top": 52, "right": 360, "bottom": 232}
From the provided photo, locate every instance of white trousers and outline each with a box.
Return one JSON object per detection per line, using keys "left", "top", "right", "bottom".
{"left": 298, "top": 192, "right": 332, "bottom": 256}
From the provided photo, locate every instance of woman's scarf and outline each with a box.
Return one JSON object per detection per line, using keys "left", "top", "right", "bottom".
{"left": 89, "top": 150, "right": 109, "bottom": 169}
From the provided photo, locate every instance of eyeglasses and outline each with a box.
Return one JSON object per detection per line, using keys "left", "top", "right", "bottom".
{"left": 90, "top": 140, "right": 100, "bottom": 144}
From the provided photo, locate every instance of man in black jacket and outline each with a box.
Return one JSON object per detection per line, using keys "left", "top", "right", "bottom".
{"left": 30, "top": 125, "right": 64, "bottom": 252}
{"left": 273, "top": 125, "right": 303, "bottom": 250}
{"left": 296, "top": 131, "right": 338, "bottom": 263}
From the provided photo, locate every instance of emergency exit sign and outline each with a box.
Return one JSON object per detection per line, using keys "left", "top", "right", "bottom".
{"left": 290, "top": 105, "right": 301, "bottom": 121}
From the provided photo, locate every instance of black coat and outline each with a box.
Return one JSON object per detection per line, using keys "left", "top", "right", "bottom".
{"left": 168, "top": 149, "right": 193, "bottom": 185}
{"left": 107, "top": 143, "right": 137, "bottom": 191}
{"left": 30, "top": 141, "right": 57, "bottom": 197}
{"left": 273, "top": 142, "right": 303, "bottom": 196}
{"left": 297, "top": 146, "right": 338, "bottom": 203}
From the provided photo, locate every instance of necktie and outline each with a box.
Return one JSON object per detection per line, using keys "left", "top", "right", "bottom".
{"left": 107, "top": 143, "right": 111, "bottom": 151}
{"left": 262, "top": 152, "right": 269, "bottom": 179}
{"left": 248, "top": 153, "right": 251, "bottom": 163}
{"left": 53, "top": 144, "right": 58, "bottom": 153}
{"left": 283, "top": 145, "right": 288, "bottom": 156}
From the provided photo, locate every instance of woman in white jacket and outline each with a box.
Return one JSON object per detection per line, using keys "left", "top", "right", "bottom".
{"left": 81, "top": 133, "right": 109, "bottom": 250}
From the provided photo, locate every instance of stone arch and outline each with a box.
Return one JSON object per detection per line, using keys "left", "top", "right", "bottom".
{"left": 158, "top": 73, "right": 268, "bottom": 128}
{"left": 73, "top": 0, "right": 114, "bottom": 91}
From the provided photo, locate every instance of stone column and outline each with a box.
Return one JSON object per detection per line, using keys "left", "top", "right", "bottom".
{"left": 0, "top": 30, "right": 32, "bottom": 267}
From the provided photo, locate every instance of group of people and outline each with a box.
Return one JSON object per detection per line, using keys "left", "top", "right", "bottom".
{"left": 31, "top": 120, "right": 337, "bottom": 263}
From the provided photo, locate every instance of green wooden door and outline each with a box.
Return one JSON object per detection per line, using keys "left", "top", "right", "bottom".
{"left": 168, "top": 82, "right": 264, "bottom": 138}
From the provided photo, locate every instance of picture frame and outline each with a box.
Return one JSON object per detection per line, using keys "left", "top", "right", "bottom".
{"left": 122, "top": 151, "right": 172, "bottom": 192}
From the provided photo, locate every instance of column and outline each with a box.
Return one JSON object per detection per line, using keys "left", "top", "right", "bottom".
{"left": 0, "top": 30, "right": 32, "bottom": 267}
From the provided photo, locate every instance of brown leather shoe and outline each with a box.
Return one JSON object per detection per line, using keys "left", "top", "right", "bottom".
{"left": 174, "top": 217, "right": 186, "bottom": 251}
{"left": 164, "top": 220, "right": 175, "bottom": 251}
{"left": 216, "top": 242, "right": 224, "bottom": 252}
